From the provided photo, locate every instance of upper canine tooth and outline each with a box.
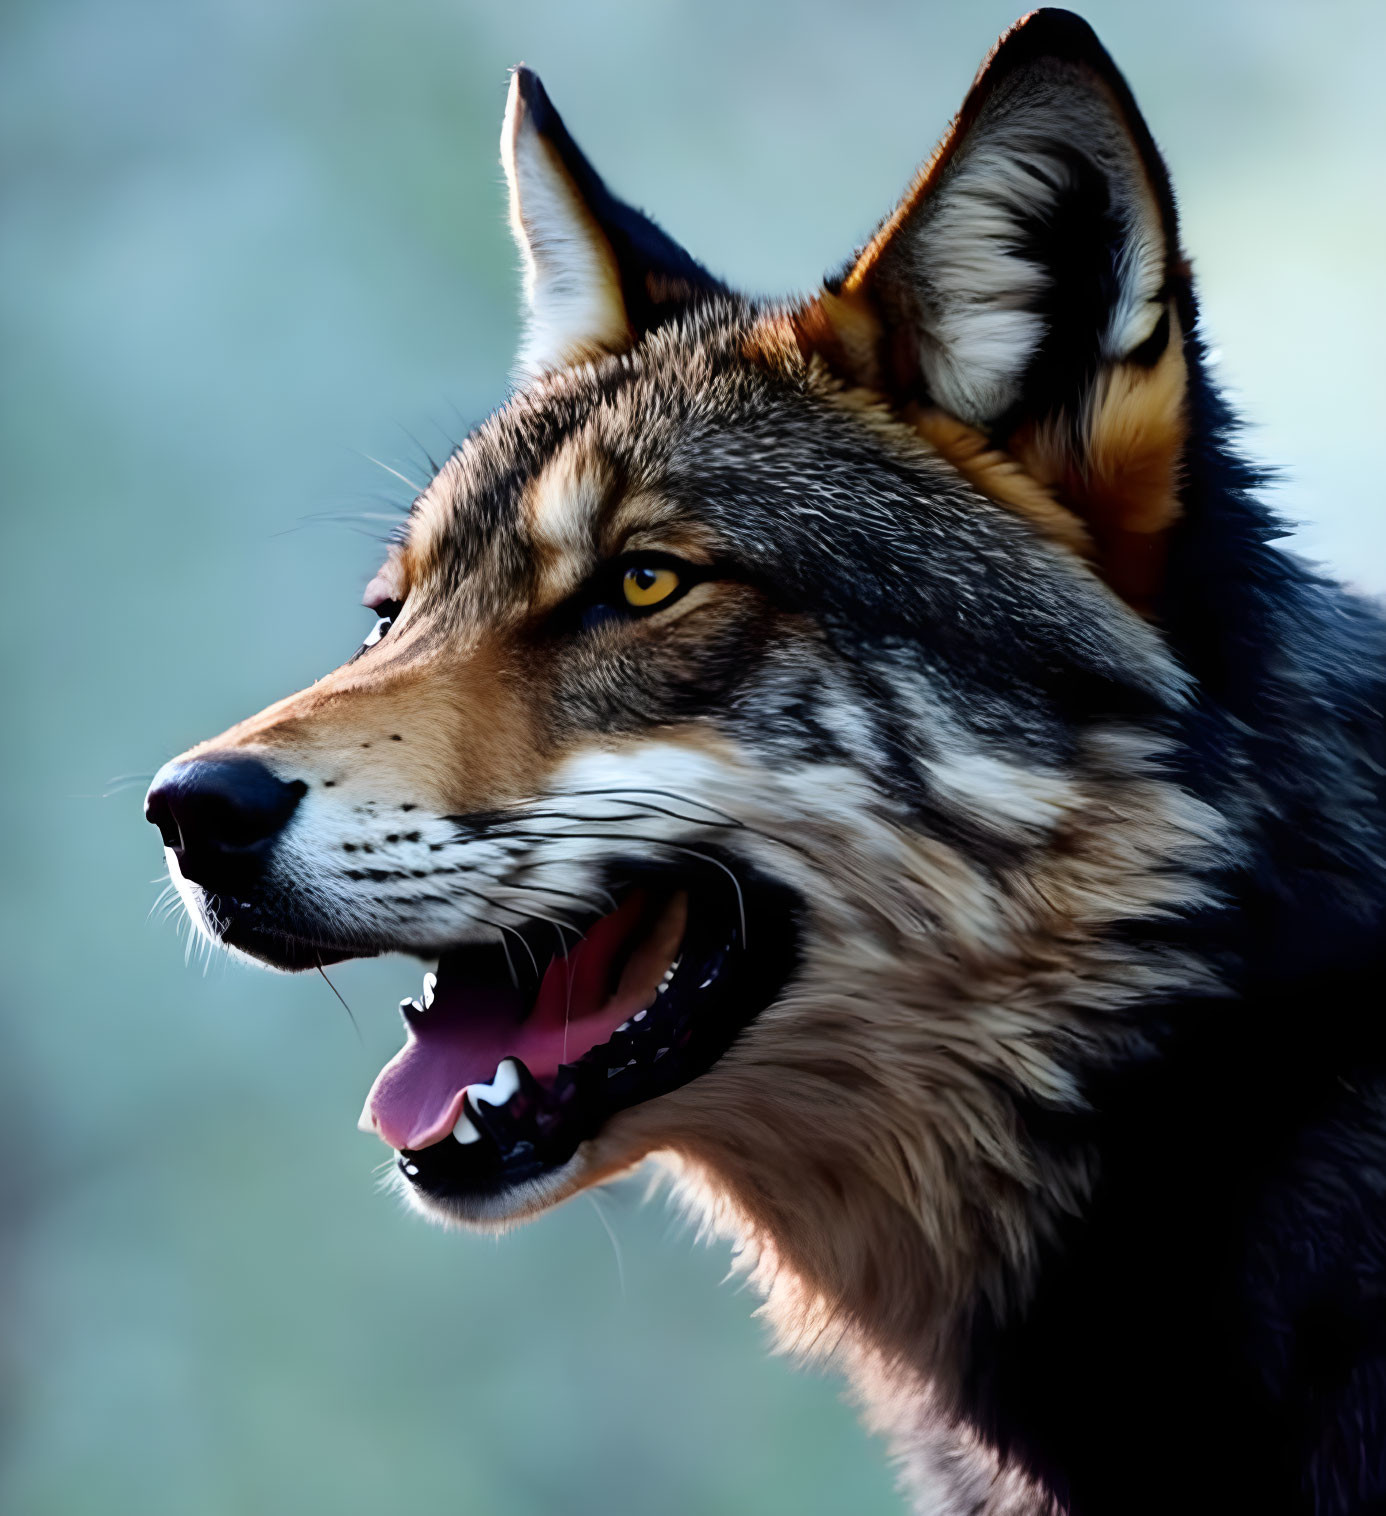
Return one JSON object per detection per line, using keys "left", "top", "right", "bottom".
{"left": 452, "top": 1107, "right": 481, "bottom": 1144}
{"left": 469, "top": 1057, "right": 521, "bottom": 1109}
{"left": 421, "top": 972, "right": 436, "bottom": 1010}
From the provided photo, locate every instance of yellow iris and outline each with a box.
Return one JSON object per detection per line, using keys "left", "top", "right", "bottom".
{"left": 622, "top": 564, "right": 680, "bottom": 609}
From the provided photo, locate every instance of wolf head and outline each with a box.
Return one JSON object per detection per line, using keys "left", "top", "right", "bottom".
{"left": 147, "top": 11, "right": 1227, "bottom": 1361}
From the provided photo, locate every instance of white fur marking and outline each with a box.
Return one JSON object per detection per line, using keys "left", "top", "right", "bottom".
{"left": 501, "top": 73, "right": 629, "bottom": 380}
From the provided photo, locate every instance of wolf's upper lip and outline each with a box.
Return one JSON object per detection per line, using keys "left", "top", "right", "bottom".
{"left": 360, "top": 890, "right": 688, "bottom": 1152}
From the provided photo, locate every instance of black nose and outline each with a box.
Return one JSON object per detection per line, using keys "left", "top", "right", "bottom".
{"left": 145, "top": 754, "right": 306, "bottom": 893}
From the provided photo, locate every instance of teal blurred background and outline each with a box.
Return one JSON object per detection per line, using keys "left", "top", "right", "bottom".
{"left": 2, "top": 1, "right": 1383, "bottom": 1511}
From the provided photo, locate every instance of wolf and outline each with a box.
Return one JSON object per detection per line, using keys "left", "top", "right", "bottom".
{"left": 145, "top": 10, "right": 1386, "bottom": 1513}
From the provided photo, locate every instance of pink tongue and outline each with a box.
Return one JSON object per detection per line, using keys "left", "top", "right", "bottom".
{"left": 362, "top": 896, "right": 649, "bottom": 1152}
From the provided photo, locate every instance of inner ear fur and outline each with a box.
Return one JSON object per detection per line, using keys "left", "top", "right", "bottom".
{"left": 502, "top": 68, "right": 727, "bottom": 380}
{"left": 795, "top": 9, "right": 1192, "bottom": 611}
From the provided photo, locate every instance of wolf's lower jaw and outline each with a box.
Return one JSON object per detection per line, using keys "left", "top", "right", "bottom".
{"left": 348, "top": 866, "right": 801, "bottom": 1223}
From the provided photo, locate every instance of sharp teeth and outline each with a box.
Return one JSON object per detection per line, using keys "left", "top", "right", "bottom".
{"left": 616, "top": 1021, "right": 631, "bottom": 1034}
{"left": 421, "top": 972, "right": 436, "bottom": 1010}
{"left": 452, "top": 1107, "right": 481, "bottom": 1144}
{"left": 469, "top": 1057, "right": 521, "bottom": 1109}
{"left": 634, "top": 1009, "right": 647, "bottom": 1022}
{"left": 400, "top": 997, "right": 422, "bottom": 1016}
{"left": 402, "top": 1162, "right": 419, "bottom": 1177}
{"left": 655, "top": 1047, "right": 669, "bottom": 1060}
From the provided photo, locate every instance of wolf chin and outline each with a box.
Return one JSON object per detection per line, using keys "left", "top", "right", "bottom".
{"left": 145, "top": 11, "right": 1386, "bottom": 1514}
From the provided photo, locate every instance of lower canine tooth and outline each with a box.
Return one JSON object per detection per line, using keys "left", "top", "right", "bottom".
{"left": 452, "top": 1108, "right": 481, "bottom": 1144}
{"left": 469, "top": 1057, "right": 521, "bottom": 1109}
{"left": 421, "top": 972, "right": 436, "bottom": 1009}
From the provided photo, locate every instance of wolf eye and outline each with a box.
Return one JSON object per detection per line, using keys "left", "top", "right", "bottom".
{"left": 621, "top": 565, "right": 681, "bottom": 609}
{"left": 357, "top": 599, "right": 402, "bottom": 655}
{"left": 572, "top": 556, "right": 700, "bottom": 634}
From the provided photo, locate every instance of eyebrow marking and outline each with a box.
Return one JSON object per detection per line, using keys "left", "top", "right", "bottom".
{"left": 525, "top": 439, "right": 614, "bottom": 554}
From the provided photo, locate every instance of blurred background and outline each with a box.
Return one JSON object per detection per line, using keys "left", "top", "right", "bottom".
{"left": 2, "top": 0, "right": 1383, "bottom": 1511}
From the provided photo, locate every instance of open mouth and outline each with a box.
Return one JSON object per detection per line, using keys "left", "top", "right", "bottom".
{"left": 358, "top": 865, "right": 798, "bottom": 1207}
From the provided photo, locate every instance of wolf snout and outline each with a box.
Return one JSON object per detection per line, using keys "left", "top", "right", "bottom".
{"left": 145, "top": 754, "right": 306, "bottom": 894}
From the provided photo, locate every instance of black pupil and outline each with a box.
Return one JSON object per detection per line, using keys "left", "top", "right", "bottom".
{"left": 632, "top": 567, "right": 659, "bottom": 590}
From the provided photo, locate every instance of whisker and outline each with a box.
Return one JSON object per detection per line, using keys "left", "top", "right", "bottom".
{"left": 104, "top": 780, "right": 157, "bottom": 799}
{"left": 359, "top": 452, "right": 424, "bottom": 496}
{"left": 500, "top": 873, "right": 617, "bottom": 915}
{"left": 487, "top": 791, "right": 819, "bottom": 864}
{"left": 493, "top": 807, "right": 739, "bottom": 833}
{"left": 148, "top": 882, "right": 178, "bottom": 922}
{"left": 482, "top": 830, "right": 750, "bottom": 946}
{"left": 561, "top": 787, "right": 749, "bottom": 829}
{"left": 398, "top": 424, "right": 441, "bottom": 477}
{"left": 496, "top": 927, "right": 520, "bottom": 988}
{"left": 558, "top": 925, "right": 576, "bottom": 1065}
{"left": 300, "top": 508, "right": 411, "bottom": 525}
{"left": 272, "top": 518, "right": 397, "bottom": 544}
{"left": 661, "top": 844, "right": 748, "bottom": 946}
{"left": 425, "top": 875, "right": 550, "bottom": 979}
{"left": 317, "top": 961, "right": 364, "bottom": 1047}
{"left": 587, "top": 1191, "right": 627, "bottom": 1300}
{"left": 105, "top": 770, "right": 157, "bottom": 796}
{"left": 497, "top": 920, "right": 541, "bottom": 981}
{"left": 443, "top": 876, "right": 580, "bottom": 953}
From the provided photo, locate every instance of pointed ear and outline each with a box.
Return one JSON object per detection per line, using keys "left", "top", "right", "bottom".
{"left": 501, "top": 68, "right": 727, "bottom": 379}
{"left": 800, "top": 10, "right": 1191, "bottom": 608}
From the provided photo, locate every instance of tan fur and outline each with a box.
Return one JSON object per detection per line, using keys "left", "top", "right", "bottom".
{"left": 776, "top": 307, "right": 1097, "bottom": 564}
{"left": 191, "top": 631, "right": 547, "bottom": 817}
{"left": 1010, "top": 318, "right": 1188, "bottom": 609}
{"left": 523, "top": 439, "right": 621, "bottom": 603}
{"left": 793, "top": 287, "right": 1189, "bottom": 613}
{"left": 787, "top": 287, "right": 890, "bottom": 391}
{"left": 909, "top": 406, "right": 1093, "bottom": 560}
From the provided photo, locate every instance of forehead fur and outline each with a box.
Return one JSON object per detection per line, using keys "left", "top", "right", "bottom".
{"left": 404, "top": 299, "right": 1182, "bottom": 727}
